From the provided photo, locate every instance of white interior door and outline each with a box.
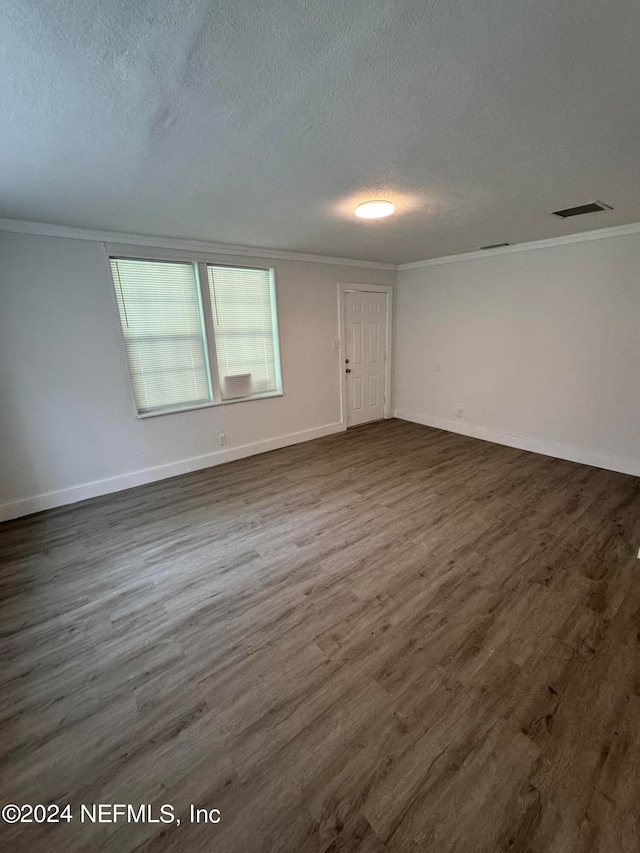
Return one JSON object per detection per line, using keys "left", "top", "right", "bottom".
{"left": 344, "top": 290, "right": 388, "bottom": 427}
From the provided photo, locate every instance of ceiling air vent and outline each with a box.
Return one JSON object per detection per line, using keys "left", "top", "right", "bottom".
{"left": 552, "top": 201, "right": 613, "bottom": 218}
{"left": 479, "top": 242, "right": 510, "bottom": 250}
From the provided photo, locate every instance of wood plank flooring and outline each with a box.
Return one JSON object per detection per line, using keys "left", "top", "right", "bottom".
{"left": 1, "top": 419, "right": 640, "bottom": 852}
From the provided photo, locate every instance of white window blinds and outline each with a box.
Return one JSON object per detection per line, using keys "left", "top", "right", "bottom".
{"left": 110, "top": 258, "right": 211, "bottom": 414}
{"left": 207, "top": 265, "right": 279, "bottom": 400}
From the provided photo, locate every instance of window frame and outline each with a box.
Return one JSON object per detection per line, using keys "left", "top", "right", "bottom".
{"left": 107, "top": 248, "right": 283, "bottom": 419}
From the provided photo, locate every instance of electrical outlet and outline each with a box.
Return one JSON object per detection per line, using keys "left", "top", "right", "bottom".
{"left": 218, "top": 433, "right": 226, "bottom": 446}
{"left": 456, "top": 407, "right": 464, "bottom": 418}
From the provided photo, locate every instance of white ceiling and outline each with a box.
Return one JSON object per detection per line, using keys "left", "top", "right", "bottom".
{"left": 2, "top": 0, "right": 640, "bottom": 265}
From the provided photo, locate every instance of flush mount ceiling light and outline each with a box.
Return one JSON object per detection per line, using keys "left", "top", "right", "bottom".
{"left": 354, "top": 200, "right": 396, "bottom": 219}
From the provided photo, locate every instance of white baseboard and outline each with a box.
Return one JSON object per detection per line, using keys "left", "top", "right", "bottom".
{"left": 395, "top": 409, "right": 640, "bottom": 478}
{"left": 0, "top": 421, "right": 346, "bottom": 522}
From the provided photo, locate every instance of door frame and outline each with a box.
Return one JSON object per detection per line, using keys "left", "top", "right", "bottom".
{"left": 337, "top": 282, "right": 394, "bottom": 427}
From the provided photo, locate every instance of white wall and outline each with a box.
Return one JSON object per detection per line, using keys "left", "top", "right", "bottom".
{"left": 0, "top": 231, "right": 395, "bottom": 519}
{"left": 395, "top": 231, "right": 640, "bottom": 475}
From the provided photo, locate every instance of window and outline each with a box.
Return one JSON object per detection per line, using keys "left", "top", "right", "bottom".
{"left": 110, "top": 258, "right": 211, "bottom": 415}
{"left": 207, "top": 265, "right": 279, "bottom": 401}
{"left": 110, "top": 257, "right": 281, "bottom": 416}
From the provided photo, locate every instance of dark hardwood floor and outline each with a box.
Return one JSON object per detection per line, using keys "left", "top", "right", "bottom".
{"left": 1, "top": 419, "right": 640, "bottom": 852}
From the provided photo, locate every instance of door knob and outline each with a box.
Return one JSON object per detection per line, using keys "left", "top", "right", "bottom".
{"left": 345, "top": 368, "right": 351, "bottom": 373}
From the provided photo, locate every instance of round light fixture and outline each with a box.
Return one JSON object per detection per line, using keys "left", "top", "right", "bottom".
{"left": 354, "top": 200, "right": 396, "bottom": 219}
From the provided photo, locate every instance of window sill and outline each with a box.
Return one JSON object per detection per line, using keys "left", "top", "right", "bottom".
{"left": 136, "top": 391, "right": 284, "bottom": 419}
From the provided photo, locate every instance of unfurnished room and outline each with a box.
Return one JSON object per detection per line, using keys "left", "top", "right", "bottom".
{"left": 1, "top": 1, "right": 640, "bottom": 851}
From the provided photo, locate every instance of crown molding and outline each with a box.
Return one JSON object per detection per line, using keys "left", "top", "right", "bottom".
{"left": 0, "top": 217, "right": 397, "bottom": 271}
{"left": 398, "top": 221, "right": 640, "bottom": 270}
{"left": 2, "top": 216, "right": 639, "bottom": 272}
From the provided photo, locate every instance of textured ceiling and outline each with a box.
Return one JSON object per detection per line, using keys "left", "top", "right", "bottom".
{"left": 2, "top": 0, "right": 640, "bottom": 264}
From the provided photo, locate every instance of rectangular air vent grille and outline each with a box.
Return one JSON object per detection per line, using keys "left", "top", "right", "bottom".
{"left": 552, "top": 201, "right": 613, "bottom": 218}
